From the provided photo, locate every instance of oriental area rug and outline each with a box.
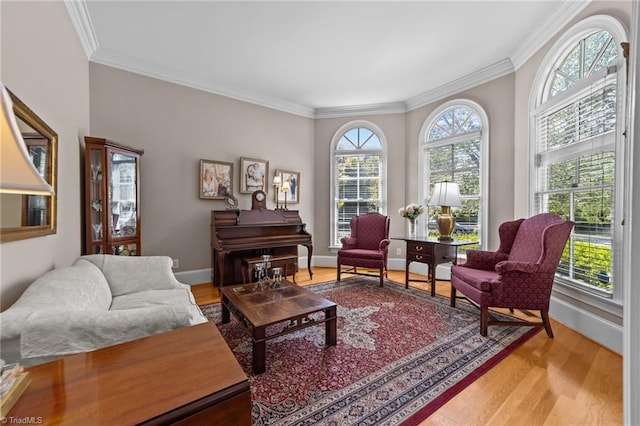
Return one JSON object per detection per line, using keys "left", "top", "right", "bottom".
{"left": 200, "top": 277, "right": 540, "bottom": 425}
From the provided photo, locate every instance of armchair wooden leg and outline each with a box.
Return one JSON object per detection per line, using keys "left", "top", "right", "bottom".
{"left": 450, "top": 287, "right": 457, "bottom": 307}
{"left": 379, "top": 267, "right": 384, "bottom": 287}
{"left": 480, "top": 306, "right": 489, "bottom": 336}
{"left": 337, "top": 263, "right": 341, "bottom": 282}
{"left": 541, "top": 309, "right": 554, "bottom": 338}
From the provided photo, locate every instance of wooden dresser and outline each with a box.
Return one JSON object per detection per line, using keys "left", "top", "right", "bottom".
{"left": 7, "top": 323, "right": 251, "bottom": 425}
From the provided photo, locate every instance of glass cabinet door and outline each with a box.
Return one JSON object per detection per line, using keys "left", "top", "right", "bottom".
{"left": 89, "top": 147, "right": 104, "bottom": 244}
{"left": 108, "top": 151, "right": 138, "bottom": 239}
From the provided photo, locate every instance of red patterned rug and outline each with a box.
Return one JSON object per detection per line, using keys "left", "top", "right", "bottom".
{"left": 200, "top": 277, "right": 540, "bottom": 425}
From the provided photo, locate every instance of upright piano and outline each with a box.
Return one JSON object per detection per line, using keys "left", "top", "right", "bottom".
{"left": 210, "top": 208, "right": 313, "bottom": 288}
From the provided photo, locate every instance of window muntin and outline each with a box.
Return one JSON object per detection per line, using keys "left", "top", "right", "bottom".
{"left": 533, "top": 26, "right": 623, "bottom": 295}
{"left": 421, "top": 103, "right": 486, "bottom": 249}
{"left": 333, "top": 125, "right": 384, "bottom": 246}
{"left": 548, "top": 30, "right": 618, "bottom": 98}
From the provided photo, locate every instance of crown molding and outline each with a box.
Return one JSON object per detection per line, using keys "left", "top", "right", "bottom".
{"left": 510, "top": 0, "right": 592, "bottom": 70}
{"left": 315, "top": 102, "right": 407, "bottom": 119}
{"left": 404, "top": 59, "right": 515, "bottom": 112}
{"left": 65, "top": 0, "right": 593, "bottom": 119}
{"left": 91, "top": 48, "right": 316, "bottom": 118}
{"left": 64, "top": 0, "right": 98, "bottom": 58}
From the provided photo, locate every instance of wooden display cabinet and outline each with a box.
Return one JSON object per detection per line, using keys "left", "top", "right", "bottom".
{"left": 83, "top": 136, "right": 144, "bottom": 256}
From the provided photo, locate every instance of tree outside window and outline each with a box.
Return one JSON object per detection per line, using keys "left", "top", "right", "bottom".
{"left": 421, "top": 102, "right": 487, "bottom": 252}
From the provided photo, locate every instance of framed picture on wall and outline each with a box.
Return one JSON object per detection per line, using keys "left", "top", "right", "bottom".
{"left": 275, "top": 169, "right": 300, "bottom": 204}
{"left": 240, "top": 157, "right": 269, "bottom": 194}
{"left": 200, "top": 159, "right": 233, "bottom": 200}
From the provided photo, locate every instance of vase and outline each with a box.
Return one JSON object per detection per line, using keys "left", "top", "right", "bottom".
{"left": 408, "top": 218, "right": 416, "bottom": 238}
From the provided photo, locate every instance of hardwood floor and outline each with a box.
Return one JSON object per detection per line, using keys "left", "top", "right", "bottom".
{"left": 191, "top": 267, "right": 622, "bottom": 425}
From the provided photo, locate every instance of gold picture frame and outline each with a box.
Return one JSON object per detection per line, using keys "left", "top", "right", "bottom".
{"left": 240, "top": 157, "right": 269, "bottom": 194}
{"left": 275, "top": 169, "right": 299, "bottom": 204}
{"left": 200, "top": 159, "right": 233, "bottom": 200}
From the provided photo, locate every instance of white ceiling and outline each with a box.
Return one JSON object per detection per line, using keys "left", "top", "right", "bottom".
{"left": 67, "top": 1, "right": 590, "bottom": 117}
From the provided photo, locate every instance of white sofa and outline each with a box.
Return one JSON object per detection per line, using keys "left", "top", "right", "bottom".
{"left": 0, "top": 255, "right": 207, "bottom": 366}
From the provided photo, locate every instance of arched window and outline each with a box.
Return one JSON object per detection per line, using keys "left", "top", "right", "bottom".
{"left": 419, "top": 100, "right": 489, "bottom": 249}
{"left": 530, "top": 15, "right": 628, "bottom": 298}
{"left": 330, "top": 121, "right": 387, "bottom": 247}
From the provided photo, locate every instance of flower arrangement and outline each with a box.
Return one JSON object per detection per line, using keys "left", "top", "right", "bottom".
{"left": 398, "top": 203, "right": 426, "bottom": 221}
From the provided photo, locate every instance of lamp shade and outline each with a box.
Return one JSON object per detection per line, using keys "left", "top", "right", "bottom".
{"left": 0, "top": 83, "right": 54, "bottom": 195}
{"left": 281, "top": 181, "right": 290, "bottom": 191}
{"left": 273, "top": 176, "right": 281, "bottom": 186}
{"left": 428, "top": 182, "right": 461, "bottom": 207}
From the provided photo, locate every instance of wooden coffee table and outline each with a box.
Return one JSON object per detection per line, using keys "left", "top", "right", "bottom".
{"left": 221, "top": 281, "right": 337, "bottom": 374}
{"left": 7, "top": 323, "right": 251, "bottom": 425}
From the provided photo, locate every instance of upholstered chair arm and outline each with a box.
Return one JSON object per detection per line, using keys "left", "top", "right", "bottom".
{"left": 495, "top": 260, "right": 539, "bottom": 274}
{"left": 379, "top": 239, "right": 391, "bottom": 251}
{"left": 462, "top": 250, "right": 509, "bottom": 270}
{"left": 340, "top": 237, "right": 358, "bottom": 249}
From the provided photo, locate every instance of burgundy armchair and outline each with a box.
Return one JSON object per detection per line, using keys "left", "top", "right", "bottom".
{"left": 450, "top": 213, "right": 573, "bottom": 337}
{"left": 337, "top": 212, "right": 391, "bottom": 287}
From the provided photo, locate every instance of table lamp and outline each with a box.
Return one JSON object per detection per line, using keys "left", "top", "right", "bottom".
{"left": 273, "top": 176, "right": 281, "bottom": 209}
{"left": 281, "top": 181, "right": 290, "bottom": 210}
{"left": 428, "top": 181, "right": 461, "bottom": 241}
{"left": 0, "top": 83, "right": 54, "bottom": 195}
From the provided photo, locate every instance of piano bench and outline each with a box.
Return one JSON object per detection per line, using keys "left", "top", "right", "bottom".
{"left": 241, "top": 255, "right": 298, "bottom": 284}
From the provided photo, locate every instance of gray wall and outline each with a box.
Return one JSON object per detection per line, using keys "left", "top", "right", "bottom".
{"left": 0, "top": 1, "right": 90, "bottom": 310}
{"left": 88, "top": 64, "right": 315, "bottom": 272}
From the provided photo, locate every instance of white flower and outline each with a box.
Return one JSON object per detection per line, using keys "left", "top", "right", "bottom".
{"left": 398, "top": 203, "right": 425, "bottom": 220}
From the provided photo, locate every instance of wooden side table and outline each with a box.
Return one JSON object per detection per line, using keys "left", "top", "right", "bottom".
{"left": 7, "top": 323, "right": 251, "bottom": 425}
{"left": 392, "top": 236, "right": 475, "bottom": 296}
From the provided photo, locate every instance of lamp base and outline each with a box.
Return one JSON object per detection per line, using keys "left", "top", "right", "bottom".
{"left": 436, "top": 206, "right": 456, "bottom": 241}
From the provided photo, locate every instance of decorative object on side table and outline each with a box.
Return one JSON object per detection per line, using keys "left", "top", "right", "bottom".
{"left": 398, "top": 203, "right": 425, "bottom": 238}
{"left": 428, "top": 181, "right": 462, "bottom": 241}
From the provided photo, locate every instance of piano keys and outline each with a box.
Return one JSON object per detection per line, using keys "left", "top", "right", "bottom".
{"left": 210, "top": 208, "right": 313, "bottom": 288}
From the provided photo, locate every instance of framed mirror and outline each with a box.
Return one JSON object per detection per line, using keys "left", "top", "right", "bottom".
{"left": 0, "top": 89, "right": 57, "bottom": 243}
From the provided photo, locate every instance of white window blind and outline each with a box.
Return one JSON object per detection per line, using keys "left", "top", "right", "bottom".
{"left": 534, "top": 35, "right": 619, "bottom": 294}
{"left": 333, "top": 127, "right": 383, "bottom": 246}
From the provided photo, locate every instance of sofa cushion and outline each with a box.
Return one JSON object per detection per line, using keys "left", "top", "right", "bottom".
{"left": 110, "top": 288, "right": 207, "bottom": 325}
{"left": 81, "top": 255, "right": 180, "bottom": 296}
{"left": 0, "top": 259, "right": 112, "bottom": 340}
{"left": 20, "top": 307, "right": 193, "bottom": 359}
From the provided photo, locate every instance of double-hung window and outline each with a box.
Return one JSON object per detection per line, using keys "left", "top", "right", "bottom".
{"left": 419, "top": 100, "right": 488, "bottom": 250}
{"left": 331, "top": 122, "right": 386, "bottom": 247}
{"left": 531, "top": 16, "right": 627, "bottom": 297}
